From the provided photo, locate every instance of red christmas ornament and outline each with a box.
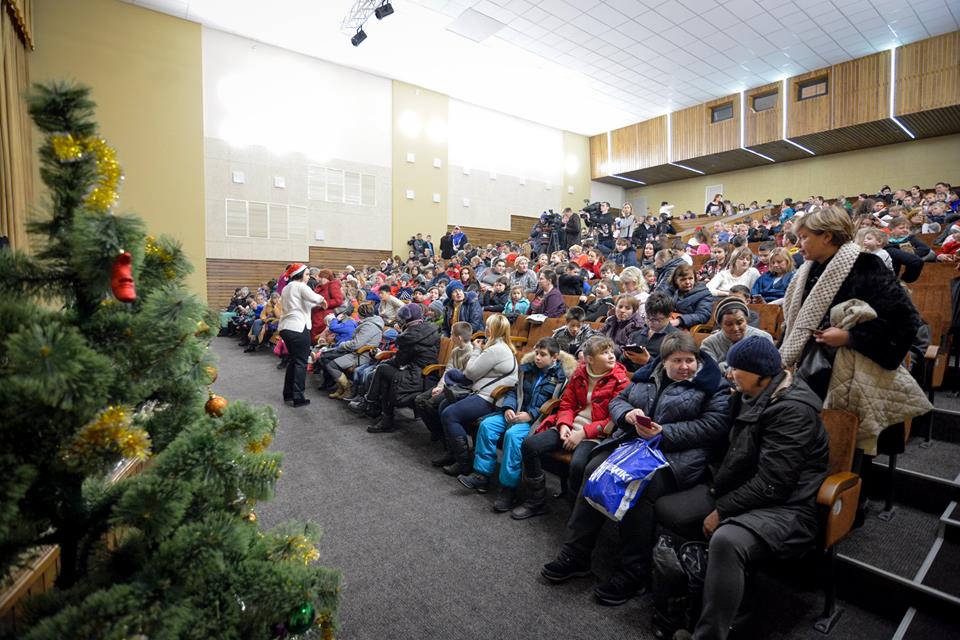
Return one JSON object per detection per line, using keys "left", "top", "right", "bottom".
{"left": 111, "top": 251, "right": 137, "bottom": 302}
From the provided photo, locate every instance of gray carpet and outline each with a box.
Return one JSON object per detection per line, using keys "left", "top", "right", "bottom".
{"left": 211, "top": 338, "right": 896, "bottom": 640}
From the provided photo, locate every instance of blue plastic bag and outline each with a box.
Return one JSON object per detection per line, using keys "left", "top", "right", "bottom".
{"left": 583, "top": 435, "right": 669, "bottom": 521}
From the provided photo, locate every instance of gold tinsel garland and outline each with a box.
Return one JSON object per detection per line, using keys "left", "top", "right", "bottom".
{"left": 284, "top": 535, "right": 321, "bottom": 565}
{"left": 50, "top": 133, "right": 124, "bottom": 212}
{"left": 62, "top": 405, "right": 151, "bottom": 469}
{"left": 145, "top": 236, "right": 177, "bottom": 280}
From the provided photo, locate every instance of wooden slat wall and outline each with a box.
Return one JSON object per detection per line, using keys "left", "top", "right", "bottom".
{"left": 788, "top": 68, "right": 833, "bottom": 138}
{"left": 609, "top": 124, "right": 639, "bottom": 175}
{"left": 704, "top": 93, "right": 740, "bottom": 155}
{"left": 447, "top": 219, "right": 531, "bottom": 249}
{"left": 589, "top": 133, "right": 608, "bottom": 179}
{"left": 207, "top": 258, "right": 291, "bottom": 308}
{"left": 896, "top": 31, "right": 960, "bottom": 115}
{"left": 745, "top": 82, "right": 782, "bottom": 146}
{"left": 637, "top": 115, "right": 668, "bottom": 169}
{"left": 832, "top": 51, "right": 889, "bottom": 128}
{"left": 671, "top": 104, "right": 705, "bottom": 162}
{"left": 308, "top": 246, "right": 393, "bottom": 270}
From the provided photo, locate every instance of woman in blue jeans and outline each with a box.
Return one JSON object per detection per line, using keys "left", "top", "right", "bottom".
{"left": 438, "top": 314, "right": 518, "bottom": 476}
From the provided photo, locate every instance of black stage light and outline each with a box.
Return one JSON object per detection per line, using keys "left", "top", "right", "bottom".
{"left": 375, "top": 2, "right": 394, "bottom": 20}
{"left": 351, "top": 27, "right": 367, "bottom": 46}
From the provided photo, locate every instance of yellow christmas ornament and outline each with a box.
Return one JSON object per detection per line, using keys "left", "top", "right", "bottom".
{"left": 243, "top": 511, "right": 257, "bottom": 523}
{"left": 50, "top": 133, "right": 84, "bottom": 162}
{"left": 204, "top": 365, "right": 218, "bottom": 384}
{"left": 205, "top": 392, "right": 228, "bottom": 417}
{"left": 195, "top": 320, "right": 211, "bottom": 337}
{"left": 63, "top": 406, "right": 151, "bottom": 470}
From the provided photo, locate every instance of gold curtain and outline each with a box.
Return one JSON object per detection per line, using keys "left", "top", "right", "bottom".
{"left": 1, "top": 0, "right": 34, "bottom": 250}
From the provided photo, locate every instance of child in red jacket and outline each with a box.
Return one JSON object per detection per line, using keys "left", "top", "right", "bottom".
{"left": 511, "top": 335, "right": 631, "bottom": 520}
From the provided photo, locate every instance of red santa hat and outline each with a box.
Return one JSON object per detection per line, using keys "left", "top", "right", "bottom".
{"left": 285, "top": 263, "right": 308, "bottom": 280}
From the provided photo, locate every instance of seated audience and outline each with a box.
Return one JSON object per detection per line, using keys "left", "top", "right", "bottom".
{"left": 579, "top": 279, "right": 615, "bottom": 322}
{"left": 458, "top": 337, "right": 576, "bottom": 512}
{"left": 480, "top": 277, "right": 510, "bottom": 311}
{"left": 621, "top": 292, "right": 679, "bottom": 371}
{"left": 530, "top": 269, "right": 566, "bottom": 318}
{"left": 706, "top": 246, "right": 760, "bottom": 297}
{"left": 701, "top": 297, "right": 773, "bottom": 372}
{"left": 668, "top": 264, "right": 714, "bottom": 329}
{"left": 660, "top": 337, "right": 827, "bottom": 640}
{"left": 559, "top": 262, "right": 587, "bottom": 295}
{"left": 539, "top": 333, "right": 729, "bottom": 605}
{"left": 437, "top": 314, "right": 520, "bottom": 476}
{"left": 602, "top": 295, "right": 646, "bottom": 356}
{"left": 697, "top": 243, "right": 729, "bottom": 283}
{"left": 552, "top": 307, "right": 600, "bottom": 356}
{"left": 321, "top": 302, "right": 384, "bottom": 398}
{"left": 442, "top": 280, "right": 484, "bottom": 337}
{"left": 512, "top": 336, "right": 630, "bottom": 519}
{"left": 855, "top": 228, "right": 893, "bottom": 271}
{"left": 653, "top": 249, "right": 686, "bottom": 293}
{"left": 750, "top": 247, "right": 795, "bottom": 303}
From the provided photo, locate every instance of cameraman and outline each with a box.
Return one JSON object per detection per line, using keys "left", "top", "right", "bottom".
{"left": 562, "top": 207, "right": 581, "bottom": 250}
{"left": 588, "top": 201, "right": 615, "bottom": 256}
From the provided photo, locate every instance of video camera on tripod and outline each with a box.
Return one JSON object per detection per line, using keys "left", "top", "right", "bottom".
{"left": 535, "top": 209, "right": 565, "bottom": 254}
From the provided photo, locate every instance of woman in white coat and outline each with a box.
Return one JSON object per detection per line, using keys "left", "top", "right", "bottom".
{"left": 279, "top": 263, "right": 325, "bottom": 407}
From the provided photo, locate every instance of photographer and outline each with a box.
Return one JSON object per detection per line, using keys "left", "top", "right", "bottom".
{"left": 563, "top": 207, "right": 581, "bottom": 250}
{"left": 586, "top": 202, "right": 615, "bottom": 256}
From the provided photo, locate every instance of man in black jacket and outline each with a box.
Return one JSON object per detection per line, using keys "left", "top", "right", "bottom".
{"left": 658, "top": 337, "right": 828, "bottom": 640}
{"left": 563, "top": 207, "right": 581, "bottom": 250}
{"left": 439, "top": 232, "right": 455, "bottom": 259}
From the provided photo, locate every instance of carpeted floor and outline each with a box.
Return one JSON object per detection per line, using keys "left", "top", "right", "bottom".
{"left": 211, "top": 339, "right": 897, "bottom": 640}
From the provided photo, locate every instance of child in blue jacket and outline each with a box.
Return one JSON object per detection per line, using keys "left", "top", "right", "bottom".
{"left": 457, "top": 337, "right": 577, "bottom": 512}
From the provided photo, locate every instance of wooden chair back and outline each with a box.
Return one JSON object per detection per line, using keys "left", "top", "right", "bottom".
{"left": 692, "top": 254, "right": 709, "bottom": 271}
{"left": 694, "top": 331, "right": 712, "bottom": 348}
{"left": 523, "top": 318, "right": 565, "bottom": 353}
{"left": 821, "top": 409, "right": 859, "bottom": 476}
{"left": 437, "top": 337, "right": 452, "bottom": 366}
{"left": 562, "top": 294, "right": 582, "bottom": 309}
{"left": 748, "top": 304, "right": 785, "bottom": 343}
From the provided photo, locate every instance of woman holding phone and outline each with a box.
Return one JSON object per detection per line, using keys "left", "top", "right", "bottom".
{"left": 538, "top": 333, "right": 730, "bottom": 606}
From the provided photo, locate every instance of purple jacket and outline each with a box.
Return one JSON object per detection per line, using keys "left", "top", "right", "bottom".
{"left": 531, "top": 286, "right": 566, "bottom": 318}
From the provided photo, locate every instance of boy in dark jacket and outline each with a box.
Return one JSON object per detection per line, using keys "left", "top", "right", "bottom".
{"left": 459, "top": 337, "right": 577, "bottom": 511}
{"left": 612, "top": 237, "right": 639, "bottom": 268}
{"left": 552, "top": 307, "right": 601, "bottom": 356}
{"left": 558, "top": 262, "right": 587, "bottom": 295}
{"left": 479, "top": 277, "right": 510, "bottom": 312}
{"left": 579, "top": 279, "right": 615, "bottom": 322}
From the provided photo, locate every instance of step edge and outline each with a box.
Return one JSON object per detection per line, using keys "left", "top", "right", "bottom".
{"left": 837, "top": 552, "right": 960, "bottom": 607}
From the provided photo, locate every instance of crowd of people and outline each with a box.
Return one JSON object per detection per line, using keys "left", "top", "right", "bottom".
{"left": 217, "top": 181, "right": 955, "bottom": 639}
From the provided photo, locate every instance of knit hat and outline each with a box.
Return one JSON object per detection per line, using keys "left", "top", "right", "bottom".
{"left": 428, "top": 300, "right": 444, "bottom": 316}
{"left": 397, "top": 303, "right": 423, "bottom": 323}
{"left": 714, "top": 296, "right": 749, "bottom": 323}
{"left": 726, "top": 336, "right": 781, "bottom": 377}
{"left": 285, "top": 263, "right": 307, "bottom": 280}
{"left": 445, "top": 280, "right": 464, "bottom": 298}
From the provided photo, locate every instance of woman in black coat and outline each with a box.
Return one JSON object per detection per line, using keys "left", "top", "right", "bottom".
{"left": 539, "top": 333, "right": 730, "bottom": 606}
{"left": 363, "top": 303, "right": 440, "bottom": 433}
{"left": 657, "top": 336, "right": 828, "bottom": 640}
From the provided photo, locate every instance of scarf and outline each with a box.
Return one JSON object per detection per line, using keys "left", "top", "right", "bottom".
{"left": 780, "top": 242, "right": 860, "bottom": 367}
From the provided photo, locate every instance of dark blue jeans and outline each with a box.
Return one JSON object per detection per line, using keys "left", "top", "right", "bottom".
{"left": 440, "top": 395, "right": 494, "bottom": 439}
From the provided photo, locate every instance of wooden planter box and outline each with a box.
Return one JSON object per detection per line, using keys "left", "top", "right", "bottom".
{"left": 0, "top": 458, "right": 147, "bottom": 634}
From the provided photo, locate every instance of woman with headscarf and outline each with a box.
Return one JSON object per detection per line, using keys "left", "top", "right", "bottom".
{"left": 279, "top": 264, "right": 325, "bottom": 407}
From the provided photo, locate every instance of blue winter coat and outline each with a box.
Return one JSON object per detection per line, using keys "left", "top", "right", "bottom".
{"left": 672, "top": 283, "right": 715, "bottom": 328}
{"left": 442, "top": 291, "right": 484, "bottom": 336}
{"left": 328, "top": 317, "right": 358, "bottom": 345}
{"left": 500, "top": 351, "right": 575, "bottom": 424}
{"left": 606, "top": 353, "right": 730, "bottom": 489}
{"left": 613, "top": 248, "right": 638, "bottom": 268}
{"left": 750, "top": 270, "right": 794, "bottom": 302}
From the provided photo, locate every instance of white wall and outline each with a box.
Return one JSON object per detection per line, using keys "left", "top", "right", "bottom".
{"left": 202, "top": 28, "right": 393, "bottom": 259}
{"left": 590, "top": 181, "right": 626, "bottom": 208}
{"left": 447, "top": 99, "right": 564, "bottom": 229}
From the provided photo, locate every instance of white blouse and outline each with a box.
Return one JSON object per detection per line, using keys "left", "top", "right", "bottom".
{"left": 279, "top": 281, "right": 325, "bottom": 332}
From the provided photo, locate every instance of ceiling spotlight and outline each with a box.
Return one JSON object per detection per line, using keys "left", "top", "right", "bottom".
{"left": 375, "top": 2, "right": 394, "bottom": 20}
{"left": 351, "top": 27, "right": 367, "bottom": 46}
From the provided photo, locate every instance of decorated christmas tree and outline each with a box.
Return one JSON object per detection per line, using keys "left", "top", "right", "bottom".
{"left": 0, "top": 83, "right": 339, "bottom": 639}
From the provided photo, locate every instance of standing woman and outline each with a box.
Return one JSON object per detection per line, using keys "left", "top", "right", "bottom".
{"left": 617, "top": 202, "right": 639, "bottom": 243}
{"left": 279, "top": 263, "right": 325, "bottom": 407}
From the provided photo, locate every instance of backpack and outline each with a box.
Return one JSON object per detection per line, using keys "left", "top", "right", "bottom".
{"left": 651, "top": 535, "right": 710, "bottom": 638}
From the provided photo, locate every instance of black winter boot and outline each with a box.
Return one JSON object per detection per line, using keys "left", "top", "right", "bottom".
{"left": 367, "top": 411, "right": 396, "bottom": 433}
{"left": 493, "top": 487, "right": 516, "bottom": 512}
{"left": 510, "top": 475, "right": 549, "bottom": 520}
{"left": 442, "top": 436, "right": 472, "bottom": 476}
{"left": 430, "top": 439, "right": 455, "bottom": 467}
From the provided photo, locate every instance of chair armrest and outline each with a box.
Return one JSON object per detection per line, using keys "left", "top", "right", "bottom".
{"left": 689, "top": 324, "right": 713, "bottom": 334}
{"left": 925, "top": 344, "right": 939, "bottom": 360}
{"left": 375, "top": 350, "right": 396, "bottom": 361}
{"left": 817, "top": 471, "right": 860, "bottom": 506}
{"left": 472, "top": 331, "right": 486, "bottom": 341}
{"left": 356, "top": 345, "right": 376, "bottom": 355}
{"left": 539, "top": 398, "right": 561, "bottom": 416}
{"left": 422, "top": 364, "right": 446, "bottom": 376}
{"left": 491, "top": 385, "right": 513, "bottom": 400}
{"left": 510, "top": 336, "right": 527, "bottom": 345}
{"left": 817, "top": 472, "right": 862, "bottom": 549}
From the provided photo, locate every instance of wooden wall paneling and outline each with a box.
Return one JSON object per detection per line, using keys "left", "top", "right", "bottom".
{"left": 308, "top": 246, "right": 393, "bottom": 270}
{"left": 745, "top": 82, "right": 781, "bottom": 147}
{"left": 703, "top": 93, "right": 740, "bottom": 155}
{"left": 788, "top": 68, "right": 833, "bottom": 138}
{"left": 206, "top": 258, "right": 291, "bottom": 308}
{"left": 671, "top": 104, "right": 705, "bottom": 162}
{"left": 832, "top": 51, "right": 889, "bottom": 128}
{"left": 609, "top": 124, "right": 640, "bottom": 175}
{"left": 636, "top": 115, "right": 668, "bottom": 169}
{"left": 589, "top": 133, "right": 609, "bottom": 179}
{"left": 896, "top": 30, "right": 960, "bottom": 115}
{"left": 447, "top": 223, "right": 528, "bottom": 249}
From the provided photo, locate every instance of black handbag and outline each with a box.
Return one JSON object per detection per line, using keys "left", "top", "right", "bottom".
{"left": 795, "top": 338, "right": 835, "bottom": 400}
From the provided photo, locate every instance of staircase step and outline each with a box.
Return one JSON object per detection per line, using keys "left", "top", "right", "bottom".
{"left": 839, "top": 503, "right": 940, "bottom": 580}
{"left": 894, "top": 607, "right": 958, "bottom": 640}
{"left": 918, "top": 533, "right": 960, "bottom": 598}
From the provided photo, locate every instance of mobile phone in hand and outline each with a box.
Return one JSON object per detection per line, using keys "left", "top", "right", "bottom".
{"left": 623, "top": 344, "right": 645, "bottom": 354}
{"left": 636, "top": 415, "right": 652, "bottom": 427}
